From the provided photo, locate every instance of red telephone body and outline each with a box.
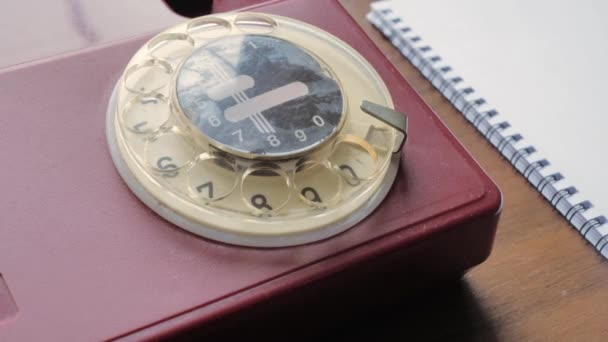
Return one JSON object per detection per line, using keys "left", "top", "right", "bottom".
{"left": 0, "top": 0, "right": 500, "bottom": 340}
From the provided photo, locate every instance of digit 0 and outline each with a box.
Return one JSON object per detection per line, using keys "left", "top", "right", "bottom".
{"left": 312, "top": 115, "right": 325, "bottom": 127}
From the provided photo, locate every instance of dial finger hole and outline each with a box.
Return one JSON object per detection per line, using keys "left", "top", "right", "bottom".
{"left": 328, "top": 134, "right": 379, "bottom": 185}
{"left": 124, "top": 59, "right": 172, "bottom": 95}
{"left": 241, "top": 164, "right": 291, "bottom": 216}
{"left": 144, "top": 130, "right": 196, "bottom": 173}
{"left": 186, "top": 17, "right": 231, "bottom": 39}
{"left": 148, "top": 33, "right": 195, "bottom": 61}
{"left": 187, "top": 153, "right": 238, "bottom": 203}
{"left": 365, "top": 124, "right": 393, "bottom": 155}
{"left": 234, "top": 13, "right": 277, "bottom": 34}
{"left": 294, "top": 160, "right": 342, "bottom": 208}
{"left": 122, "top": 94, "right": 170, "bottom": 134}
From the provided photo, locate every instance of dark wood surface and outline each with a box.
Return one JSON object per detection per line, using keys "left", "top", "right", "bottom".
{"left": 337, "top": 1, "right": 608, "bottom": 341}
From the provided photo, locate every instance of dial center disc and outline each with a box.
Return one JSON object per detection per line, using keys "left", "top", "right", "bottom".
{"left": 176, "top": 34, "right": 344, "bottom": 159}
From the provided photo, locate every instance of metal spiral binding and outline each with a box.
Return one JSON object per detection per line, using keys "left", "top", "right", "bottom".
{"left": 523, "top": 159, "right": 549, "bottom": 179}
{"left": 367, "top": 3, "right": 607, "bottom": 258}
{"left": 472, "top": 110, "right": 497, "bottom": 130}
{"left": 550, "top": 186, "right": 576, "bottom": 207}
{"left": 497, "top": 133, "right": 522, "bottom": 154}
{"left": 484, "top": 121, "right": 510, "bottom": 141}
{"left": 510, "top": 146, "right": 536, "bottom": 167}
{"left": 595, "top": 233, "right": 608, "bottom": 254}
{"left": 565, "top": 201, "right": 592, "bottom": 222}
{"left": 536, "top": 173, "right": 563, "bottom": 193}
{"left": 581, "top": 216, "right": 607, "bottom": 238}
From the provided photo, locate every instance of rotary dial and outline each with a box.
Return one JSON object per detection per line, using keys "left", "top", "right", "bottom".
{"left": 107, "top": 13, "right": 407, "bottom": 247}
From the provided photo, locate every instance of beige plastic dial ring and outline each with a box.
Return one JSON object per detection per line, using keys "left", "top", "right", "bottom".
{"left": 106, "top": 12, "right": 403, "bottom": 247}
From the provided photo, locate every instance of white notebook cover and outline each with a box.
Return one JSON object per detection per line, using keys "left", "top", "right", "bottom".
{"left": 368, "top": 0, "right": 608, "bottom": 258}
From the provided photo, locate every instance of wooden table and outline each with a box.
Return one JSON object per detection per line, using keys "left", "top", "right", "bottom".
{"left": 337, "top": 1, "right": 608, "bottom": 341}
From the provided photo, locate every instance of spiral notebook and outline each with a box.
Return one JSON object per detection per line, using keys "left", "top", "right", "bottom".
{"left": 368, "top": 0, "right": 608, "bottom": 259}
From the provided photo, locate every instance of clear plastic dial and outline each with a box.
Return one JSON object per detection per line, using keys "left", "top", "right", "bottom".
{"left": 106, "top": 12, "right": 403, "bottom": 247}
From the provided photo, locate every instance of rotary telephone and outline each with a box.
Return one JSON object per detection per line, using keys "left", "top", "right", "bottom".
{"left": 0, "top": 0, "right": 500, "bottom": 339}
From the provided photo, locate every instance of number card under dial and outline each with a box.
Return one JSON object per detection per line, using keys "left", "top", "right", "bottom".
{"left": 107, "top": 12, "right": 407, "bottom": 247}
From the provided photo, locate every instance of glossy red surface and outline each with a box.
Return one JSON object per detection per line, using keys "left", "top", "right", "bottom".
{"left": 0, "top": 0, "right": 184, "bottom": 70}
{"left": 0, "top": 0, "right": 500, "bottom": 340}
